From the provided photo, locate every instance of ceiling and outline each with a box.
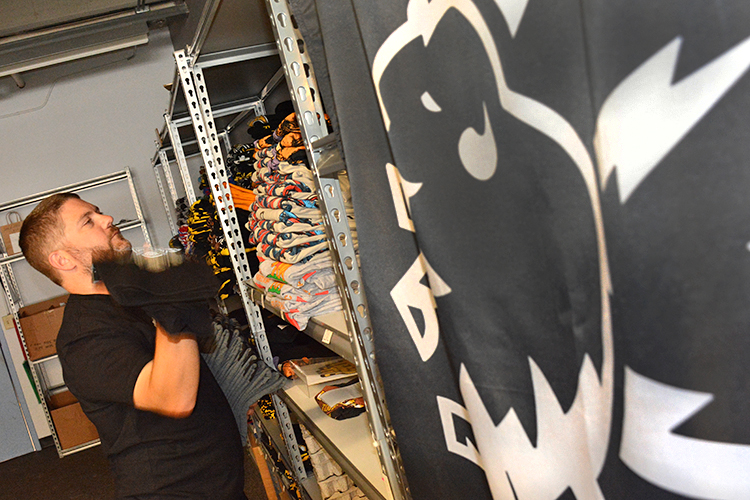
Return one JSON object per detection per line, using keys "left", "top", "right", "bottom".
{"left": 0, "top": 0, "right": 189, "bottom": 79}
{"left": 0, "top": 1, "right": 162, "bottom": 38}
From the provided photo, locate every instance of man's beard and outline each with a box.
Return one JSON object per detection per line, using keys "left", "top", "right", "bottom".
{"left": 66, "top": 236, "right": 132, "bottom": 278}
{"left": 110, "top": 228, "right": 132, "bottom": 253}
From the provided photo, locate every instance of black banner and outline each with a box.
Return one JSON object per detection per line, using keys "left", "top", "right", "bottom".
{"left": 296, "top": 1, "right": 750, "bottom": 498}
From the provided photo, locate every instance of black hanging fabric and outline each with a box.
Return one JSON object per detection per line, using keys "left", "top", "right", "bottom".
{"left": 291, "top": 1, "right": 750, "bottom": 499}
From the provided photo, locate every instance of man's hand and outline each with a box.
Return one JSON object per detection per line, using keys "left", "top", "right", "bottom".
{"left": 133, "top": 321, "right": 200, "bottom": 418}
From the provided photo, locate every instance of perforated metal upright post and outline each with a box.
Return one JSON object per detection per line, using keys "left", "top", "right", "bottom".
{"left": 158, "top": 149, "right": 180, "bottom": 205}
{"left": 123, "top": 168, "right": 152, "bottom": 248}
{"left": 153, "top": 159, "right": 177, "bottom": 236}
{"left": 265, "top": 1, "right": 410, "bottom": 498}
{"left": 174, "top": 49, "right": 307, "bottom": 480}
{"left": 165, "top": 114, "right": 197, "bottom": 205}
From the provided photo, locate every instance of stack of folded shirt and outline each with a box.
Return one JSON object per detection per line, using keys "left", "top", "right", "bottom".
{"left": 245, "top": 113, "right": 344, "bottom": 330}
{"left": 252, "top": 254, "right": 342, "bottom": 330}
{"left": 186, "top": 197, "right": 236, "bottom": 300}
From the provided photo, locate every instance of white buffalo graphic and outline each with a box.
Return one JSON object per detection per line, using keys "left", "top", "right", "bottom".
{"left": 373, "top": 0, "right": 750, "bottom": 498}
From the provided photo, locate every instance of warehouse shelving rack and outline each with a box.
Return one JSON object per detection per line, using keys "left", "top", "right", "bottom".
{"left": 152, "top": 43, "right": 285, "bottom": 235}
{"left": 152, "top": 0, "right": 411, "bottom": 498}
{"left": 0, "top": 168, "right": 151, "bottom": 457}
{"left": 263, "top": 1, "right": 409, "bottom": 498}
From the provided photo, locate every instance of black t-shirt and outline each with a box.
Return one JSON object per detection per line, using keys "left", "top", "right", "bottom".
{"left": 57, "top": 294, "right": 245, "bottom": 499}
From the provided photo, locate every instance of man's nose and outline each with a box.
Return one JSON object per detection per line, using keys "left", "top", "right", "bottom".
{"left": 95, "top": 213, "right": 114, "bottom": 227}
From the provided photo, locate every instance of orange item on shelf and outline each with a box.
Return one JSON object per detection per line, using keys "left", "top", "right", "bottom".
{"left": 229, "top": 183, "right": 256, "bottom": 211}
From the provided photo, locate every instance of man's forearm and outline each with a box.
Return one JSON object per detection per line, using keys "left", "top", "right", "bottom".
{"left": 132, "top": 322, "right": 200, "bottom": 417}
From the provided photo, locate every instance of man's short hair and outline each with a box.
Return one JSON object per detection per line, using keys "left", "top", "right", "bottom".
{"left": 19, "top": 193, "right": 80, "bottom": 286}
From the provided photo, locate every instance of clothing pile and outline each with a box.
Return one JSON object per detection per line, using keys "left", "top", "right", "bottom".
{"left": 184, "top": 197, "right": 236, "bottom": 300}
{"left": 179, "top": 171, "right": 258, "bottom": 300}
{"left": 300, "top": 424, "right": 370, "bottom": 500}
{"left": 202, "top": 314, "right": 289, "bottom": 443}
{"left": 226, "top": 143, "right": 256, "bottom": 189}
{"left": 245, "top": 112, "right": 348, "bottom": 330}
{"left": 168, "top": 196, "right": 191, "bottom": 250}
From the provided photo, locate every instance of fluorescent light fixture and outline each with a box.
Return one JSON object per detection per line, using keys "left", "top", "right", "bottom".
{"left": 0, "top": 32, "right": 148, "bottom": 79}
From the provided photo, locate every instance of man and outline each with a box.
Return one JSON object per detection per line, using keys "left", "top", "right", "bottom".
{"left": 19, "top": 193, "right": 247, "bottom": 499}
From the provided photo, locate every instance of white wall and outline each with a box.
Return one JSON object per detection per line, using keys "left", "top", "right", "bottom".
{"left": 0, "top": 27, "right": 178, "bottom": 440}
{"left": 0, "top": 27, "right": 177, "bottom": 305}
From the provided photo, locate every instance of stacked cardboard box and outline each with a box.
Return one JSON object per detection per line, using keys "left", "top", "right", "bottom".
{"left": 48, "top": 390, "right": 99, "bottom": 450}
{"left": 17, "top": 294, "right": 68, "bottom": 360}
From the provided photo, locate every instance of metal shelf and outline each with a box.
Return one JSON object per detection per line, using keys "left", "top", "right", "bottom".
{"left": 264, "top": 0, "right": 410, "bottom": 497}
{"left": 280, "top": 385, "right": 393, "bottom": 500}
{"left": 0, "top": 170, "right": 129, "bottom": 212}
{"left": 173, "top": 47, "right": 308, "bottom": 481}
{"left": 0, "top": 168, "right": 151, "bottom": 458}
{"left": 29, "top": 353, "right": 58, "bottom": 366}
{"left": 245, "top": 282, "right": 353, "bottom": 364}
{"left": 158, "top": 0, "right": 408, "bottom": 496}
{"left": 58, "top": 438, "right": 101, "bottom": 457}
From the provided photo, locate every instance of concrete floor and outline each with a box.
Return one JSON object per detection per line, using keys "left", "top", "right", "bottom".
{"left": 0, "top": 439, "right": 267, "bottom": 499}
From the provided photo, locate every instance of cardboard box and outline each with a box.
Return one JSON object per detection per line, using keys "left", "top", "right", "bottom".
{"left": 18, "top": 295, "right": 68, "bottom": 361}
{"left": 291, "top": 357, "right": 358, "bottom": 397}
{"left": 48, "top": 391, "right": 99, "bottom": 450}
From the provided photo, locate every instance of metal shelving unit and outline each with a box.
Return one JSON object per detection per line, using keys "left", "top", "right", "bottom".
{"left": 0, "top": 168, "right": 151, "bottom": 457}
{"left": 247, "top": 278, "right": 392, "bottom": 499}
{"left": 152, "top": 45, "right": 284, "bottom": 230}
{"left": 154, "top": 0, "right": 411, "bottom": 498}
{"left": 173, "top": 46, "right": 309, "bottom": 481}
{"left": 280, "top": 386, "right": 392, "bottom": 500}
{"left": 263, "top": 1, "right": 410, "bottom": 499}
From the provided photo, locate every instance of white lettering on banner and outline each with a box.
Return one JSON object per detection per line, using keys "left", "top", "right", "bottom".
{"left": 595, "top": 36, "right": 750, "bottom": 204}
{"left": 421, "top": 91, "right": 442, "bottom": 112}
{"left": 458, "top": 353, "right": 612, "bottom": 499}
{"left": 621, "top": 367, "right": 750, "bottom": 498}
{"left": 390, "top": 252, "right": 452, "bottom": 362}
{"left": 493, "top": 0, "right": 530, "bottom": 38}
{"left": 374, "top": 0, "right": 613, "bottom": 293}
{"left": 437, "top": 395, "right": 483, "bottom": 468}
{"left": 375, "top": 2, "right": 615, "bottom": 498}
{"left": 385, "top": 163, "right": 421, "bottom": 232}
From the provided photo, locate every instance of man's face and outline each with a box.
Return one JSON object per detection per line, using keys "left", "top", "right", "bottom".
{"left": 58, "top": 198, "right": 132, "bottom": 269}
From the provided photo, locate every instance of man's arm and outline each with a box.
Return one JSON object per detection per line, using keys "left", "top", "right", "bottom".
{"left": 132, "top": 322, "right": 200, "bottom": 418}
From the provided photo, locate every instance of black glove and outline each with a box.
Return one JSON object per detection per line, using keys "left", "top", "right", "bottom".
{"left": 93, "top": 253, "right": 219, "bottom": 337}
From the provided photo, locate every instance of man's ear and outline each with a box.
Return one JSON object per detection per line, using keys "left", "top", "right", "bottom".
{"left": 49, "top": 249, "right": 76, "bottom": 272}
